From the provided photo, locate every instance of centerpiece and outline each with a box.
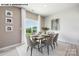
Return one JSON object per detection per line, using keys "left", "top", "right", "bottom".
{"left": 42, "top": 27, "right": 49, "bottom": 34}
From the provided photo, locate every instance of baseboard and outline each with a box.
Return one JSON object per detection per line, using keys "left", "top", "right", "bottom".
{"left": 58, "top": 39, "right": 79, "bottom": 45}
{"left": 0, "top": 42, "right": 24, "bottom": 51}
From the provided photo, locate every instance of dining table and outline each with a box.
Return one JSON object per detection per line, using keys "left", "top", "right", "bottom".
{"left": 31, "top": 34, "right": 50, "bottom": 52}
{"left": 31, "top": 34, "right": 50, "bottom": 44}
{"left": 30, "top": 33, "right": 57, "bottom": 54}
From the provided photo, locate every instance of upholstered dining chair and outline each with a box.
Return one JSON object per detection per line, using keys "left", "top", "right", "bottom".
{"left": 46, "top": 33, "right": 55, "bottom": 55}
{"left": 26, "top": 35, "right": 39, "bottom": 56}
{"left": 40, "top": 34, "right": 54, "bottom": 55}
{"left": 53, "top": 33, "right": 59, "bottom": 48}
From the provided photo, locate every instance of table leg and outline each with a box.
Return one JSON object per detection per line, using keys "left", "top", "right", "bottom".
{"left": 38, "top": 40, "right": 42, "bottom": 53}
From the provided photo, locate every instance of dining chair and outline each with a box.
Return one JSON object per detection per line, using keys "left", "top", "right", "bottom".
{"left": 53, "top": 33, "right": 59, "bottom": 48}
{"left": 46, "top": 33, "right": 55, "bottom": 55}
{"left": 40, "top": 34, "right": 54, "bottom": 55}
{"left": 26, "top": 35, "right": 39, "bottom": 56}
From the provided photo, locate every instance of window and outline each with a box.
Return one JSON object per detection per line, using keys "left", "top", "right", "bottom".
{"left": 24, "top": 19, "right": 39, "bottom": 36}
{"left": 51, "top": 19, "right": 59, "bottom": 30}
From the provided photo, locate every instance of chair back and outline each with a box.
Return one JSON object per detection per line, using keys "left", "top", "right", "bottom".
{"left": 26, "top": 35, "right": 33, "bottom": 46}
{"left": 46, "top": 34, "right": 53, "bottom": 44}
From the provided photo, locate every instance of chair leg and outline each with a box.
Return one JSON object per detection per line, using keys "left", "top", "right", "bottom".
{"left": 56, "top": 42, "right": 58, "bottom": 46}
{"left": 47, "top": 45, "right": 49, "bottom": 55}
{"left": 53, "top": 43, "right": 55, "bottom": 49}
{"left": 38, "top": 44, "right": 39, "bottom": 50}
{"left": 50, "top": 44, "right": 53, "bottom": 50}
{"left": 30, "top": 47, "right": 33, "bottom": 56}
{"left": 40, "top": 46, "right": 43, "bottom": 53}
{"left": 27, "top": 46, "right": 29, "bottom": 52}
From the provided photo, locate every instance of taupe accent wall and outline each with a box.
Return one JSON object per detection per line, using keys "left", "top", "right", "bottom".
{"left": 26, "top": 10, "right": 38, "bottom": 20}
{"left": 0, "top": 6, "right": 21, "bottom": 48}
{"left": 40, "top": 16, "right": 45, "bottom": 31}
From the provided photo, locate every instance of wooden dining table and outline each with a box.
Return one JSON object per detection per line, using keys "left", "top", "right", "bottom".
{"left": 31, "top": 34, "right": 50, "bottom": 52}
{"left": 31, "top": 34, "right": 50, "bottom": 44}
{"left": 31, "top": 33, "right": 57, "bottom": 53}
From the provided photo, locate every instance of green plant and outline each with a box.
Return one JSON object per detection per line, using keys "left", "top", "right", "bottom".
{"left": 26, "top": 26, "right": 37, "bottom": 36}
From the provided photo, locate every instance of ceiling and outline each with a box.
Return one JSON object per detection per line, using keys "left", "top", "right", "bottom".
{"left": 21, "top": 3, "right": 79, "bottom": 16}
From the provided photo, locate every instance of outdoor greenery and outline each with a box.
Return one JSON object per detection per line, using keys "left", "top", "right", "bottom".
{"left": 26, "top": 26, "right": 37, "bottom": 36}
{"left": 32, "top": 27, "right": 37, "bottom": 33}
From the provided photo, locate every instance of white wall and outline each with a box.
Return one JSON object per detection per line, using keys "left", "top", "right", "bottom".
{"left": 38, "top": 15, "right": 41, "bottom": 32}
{"left": 45, "top": 6, "right": 79, "bottom": 45}
{"left": 21, "top": 8, "right": 27, "bottom": 43}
